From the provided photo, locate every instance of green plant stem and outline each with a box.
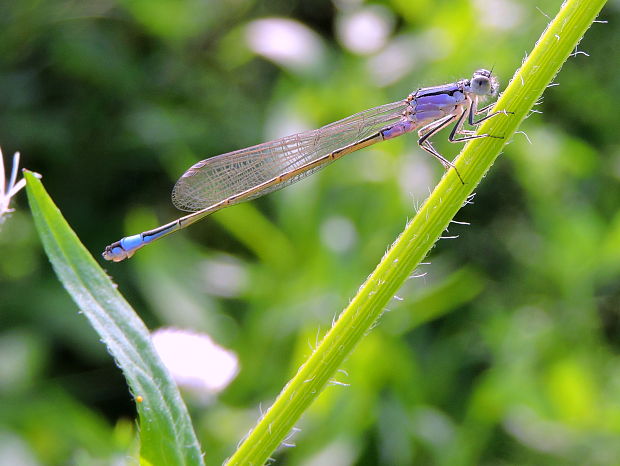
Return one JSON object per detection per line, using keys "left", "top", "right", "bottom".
{"left": 226, "top": 1, "right": 607, "bottom": 464}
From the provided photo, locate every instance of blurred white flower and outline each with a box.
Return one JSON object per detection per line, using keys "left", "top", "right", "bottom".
{"left": 245, "top": 18, "right": 326, "bottom": 73}
{"left": 0, "top": 432, "right": 39, "bottom": 466}
{"left": 336, "top": 5, "right": 394, "bottom": 55}
{"left": 474, "top": 0, "right": 524, "bottom": 31}
{"left": 366, "top": 35, "right": 417, "bottom": 87}
{"left": 0, "top": 148, "right": 38, "bottom": 224}
{"left": 320, "top": 215, "right": 358, "bottom": 253}
{"left": 152, "top": 328, "right": 239, "bottom": 396}
{"left": 367, "top": 30, "right": 449, "bottom": 86}
{"left": 264, "top": 102, "right": 312, "bottom": 141}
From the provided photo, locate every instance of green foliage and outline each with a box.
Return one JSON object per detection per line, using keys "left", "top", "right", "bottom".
{"left": 0, "top": 0, "right": 618, "bottom": 465}
{"left": 24, "top": 172, "right": 203, "bottom": 465}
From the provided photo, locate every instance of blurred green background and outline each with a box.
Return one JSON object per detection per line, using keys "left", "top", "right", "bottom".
{"left": 1, "top": 0, "right": 620, "bottom": 464}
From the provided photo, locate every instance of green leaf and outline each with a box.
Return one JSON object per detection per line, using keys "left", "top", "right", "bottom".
{"left": 24, "top": 171, "right": 204, "bottom": 466}
{"left": 226, "top": 0, "right": 607, "bottom": 464}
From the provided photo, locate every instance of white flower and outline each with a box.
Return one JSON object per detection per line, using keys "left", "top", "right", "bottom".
{"left": 151, "top": 328, "right": 239, "bottom": 398}
{"left": 0, "top": 148, "right": 38, "bottom": 223}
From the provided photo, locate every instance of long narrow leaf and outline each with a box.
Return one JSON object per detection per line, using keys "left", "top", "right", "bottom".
{"left": 24, "top": 171, "right": 204, "bottom": 466}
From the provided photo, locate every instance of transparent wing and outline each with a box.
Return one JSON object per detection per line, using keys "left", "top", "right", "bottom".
{"left": 172, "top": 100, "right": 408, "bottom": 212}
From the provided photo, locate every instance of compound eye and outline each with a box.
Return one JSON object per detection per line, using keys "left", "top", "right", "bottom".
{"left": 471, "top": 77, "right": 491, "bottom": 95}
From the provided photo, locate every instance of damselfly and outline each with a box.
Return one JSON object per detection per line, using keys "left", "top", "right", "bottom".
{"left": 103, "top": 69, "right": 504, "bottom": 262}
